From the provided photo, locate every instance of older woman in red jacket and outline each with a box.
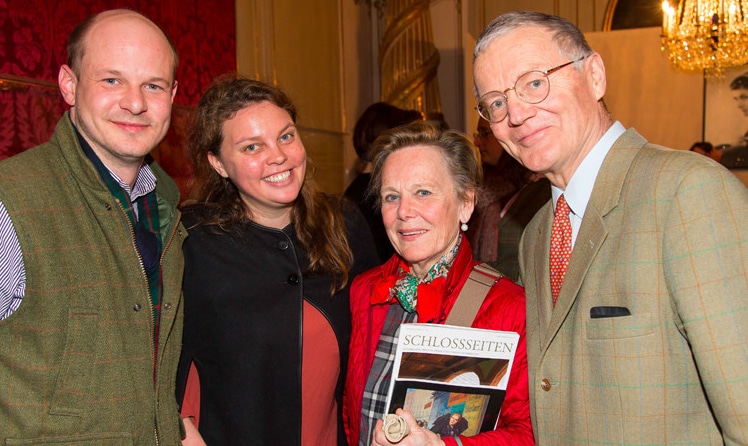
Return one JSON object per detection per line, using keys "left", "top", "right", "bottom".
{"left": 343, "top": 121, "right": 534, "bottom": 446}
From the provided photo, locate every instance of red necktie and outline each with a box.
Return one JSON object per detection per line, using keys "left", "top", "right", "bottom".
{"left": 550, "top": 194, "right": 572, "bottom": 305}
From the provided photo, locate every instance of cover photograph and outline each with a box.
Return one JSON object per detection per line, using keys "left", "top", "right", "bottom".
{"left": 384, "top": 323, "right": 520, "bottom": 437}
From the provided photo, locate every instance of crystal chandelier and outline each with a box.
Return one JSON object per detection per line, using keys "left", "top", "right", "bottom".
{"left": 661, "top": 0, "right": 748, "bottom": 77}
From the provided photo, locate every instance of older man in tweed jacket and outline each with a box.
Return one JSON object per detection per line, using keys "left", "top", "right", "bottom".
{"left": 473, "top": 11, "right": 748, "bottom": 445}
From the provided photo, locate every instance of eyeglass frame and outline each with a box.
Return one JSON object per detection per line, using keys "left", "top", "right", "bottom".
{"left": 476, "top": 54, "right": 590, "bottom": 123}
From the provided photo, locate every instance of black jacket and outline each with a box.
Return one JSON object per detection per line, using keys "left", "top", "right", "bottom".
{"left": 177, "top": 199, "right": 378, "bottom": 445}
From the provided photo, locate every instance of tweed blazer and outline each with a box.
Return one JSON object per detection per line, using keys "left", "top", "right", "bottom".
{"left": 519, "top": 128, "right": 748, "bottom": 445}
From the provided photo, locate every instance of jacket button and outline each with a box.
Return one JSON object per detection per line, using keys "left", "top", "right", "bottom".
{"left": 541, "top": 378, "right": 552, "bottom": 391}
{"left": 287, "top": 274, "right": 299, "bottom": 285}
{"left": 133, "top": 303, "right": 142, "bottom": 312}
{"left": 164, "top": 303, "right": 172, "bottom": 310}
{"left": 277, "top": 240, "right": 289, "bottom": 250}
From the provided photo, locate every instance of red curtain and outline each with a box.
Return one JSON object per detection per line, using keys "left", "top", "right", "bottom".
{"left": 0, "top": 0, "right": 236, "bottom": 195}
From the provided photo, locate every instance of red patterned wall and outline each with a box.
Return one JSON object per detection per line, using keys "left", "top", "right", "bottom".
{"left": 0, "top": 0, "right": 236, "bottom": 195}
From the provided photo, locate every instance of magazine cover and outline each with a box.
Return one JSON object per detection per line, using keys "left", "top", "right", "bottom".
{"left": 384, "top": 323, "right": 520, "bottom": 437}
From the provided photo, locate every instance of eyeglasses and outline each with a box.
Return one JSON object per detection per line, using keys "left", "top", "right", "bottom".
{"left": 476, "top": 54, "right": 589, "bottom": 123}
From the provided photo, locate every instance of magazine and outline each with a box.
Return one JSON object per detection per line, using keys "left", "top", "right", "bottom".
{"left": 384, "top": 323, "right": 520, "bottom": 437}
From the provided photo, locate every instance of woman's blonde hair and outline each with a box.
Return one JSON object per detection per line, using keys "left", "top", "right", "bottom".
{"left": 367, "top": 120, "right": 483, "bottom": 208}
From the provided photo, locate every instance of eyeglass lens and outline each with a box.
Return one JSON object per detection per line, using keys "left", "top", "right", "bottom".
{"left": 477, "top": 56, "right": 587, "bottom": 123}
{"left": 478, "top": 72, "right": 550, "bottom": 123}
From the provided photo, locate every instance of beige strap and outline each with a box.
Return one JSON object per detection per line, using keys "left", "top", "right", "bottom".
{"left": 444, "top": 263, "right": 503, "bottom": 327}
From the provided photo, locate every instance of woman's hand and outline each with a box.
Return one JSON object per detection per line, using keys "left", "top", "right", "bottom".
{"left": 371, "top": 409, "right": 446, "bottom": 446}
{"left": 182, "top": 417, "right": 207, "bottom": 446}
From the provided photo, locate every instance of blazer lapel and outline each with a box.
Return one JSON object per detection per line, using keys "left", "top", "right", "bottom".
{"left": 531, "top": 204, "right": 554, "bottom": 341}
{"left": 545, "top": 209, "right": 606, "bottom": 344}
{"left": 540, "top": 128, "right": 648, "bottom": 350}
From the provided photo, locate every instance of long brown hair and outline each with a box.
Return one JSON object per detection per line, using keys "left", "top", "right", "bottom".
{"left": 183, "top": 74, "right": 353, "bottom": 291}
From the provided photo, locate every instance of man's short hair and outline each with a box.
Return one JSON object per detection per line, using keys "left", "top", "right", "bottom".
{"left": 66, "top": 9, "right": 179, "bottom": 79}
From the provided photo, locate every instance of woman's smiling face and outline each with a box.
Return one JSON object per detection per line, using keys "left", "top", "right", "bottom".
{"left": 380, "top": 145, "right": 474, "bottom": 277}
{"left": 208, "top": 101, "right": 306, "bottom": 228}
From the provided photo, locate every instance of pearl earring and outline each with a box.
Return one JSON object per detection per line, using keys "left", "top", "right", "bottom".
{"left": 461, "top": 223, "right": 468, "bottom": 232}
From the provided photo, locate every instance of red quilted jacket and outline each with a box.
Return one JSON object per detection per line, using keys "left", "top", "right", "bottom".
{"left": 343, "top": 240, "right": 534, "bottom": 446}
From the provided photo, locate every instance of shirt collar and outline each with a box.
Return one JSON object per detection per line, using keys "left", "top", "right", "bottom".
{"left": 552, "top": 121, "right": 626, "bottom": 218}
{"left": 73, "top": 125, "right": 157, "bottom": 200}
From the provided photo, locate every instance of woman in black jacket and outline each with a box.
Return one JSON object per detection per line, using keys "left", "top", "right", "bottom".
{"left": 177, "top": 75, "right": 379, "bottom": 446}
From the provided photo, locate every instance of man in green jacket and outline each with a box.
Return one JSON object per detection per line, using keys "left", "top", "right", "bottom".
{"left": 0, "top": 9, "right": 186, "bottom": 445}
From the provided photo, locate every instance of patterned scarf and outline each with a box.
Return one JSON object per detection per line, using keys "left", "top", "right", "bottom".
{"left": 370, "top": 235, "right": 461, "bottom": 323}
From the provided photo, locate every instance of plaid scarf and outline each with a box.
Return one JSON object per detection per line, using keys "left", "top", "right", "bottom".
{"left": 359, "top": 305, "right": 417, "bottom": 445}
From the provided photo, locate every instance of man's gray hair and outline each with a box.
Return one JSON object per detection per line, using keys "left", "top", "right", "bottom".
{"left": 474, "top": 11, "right": 593, "bottom": 62}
